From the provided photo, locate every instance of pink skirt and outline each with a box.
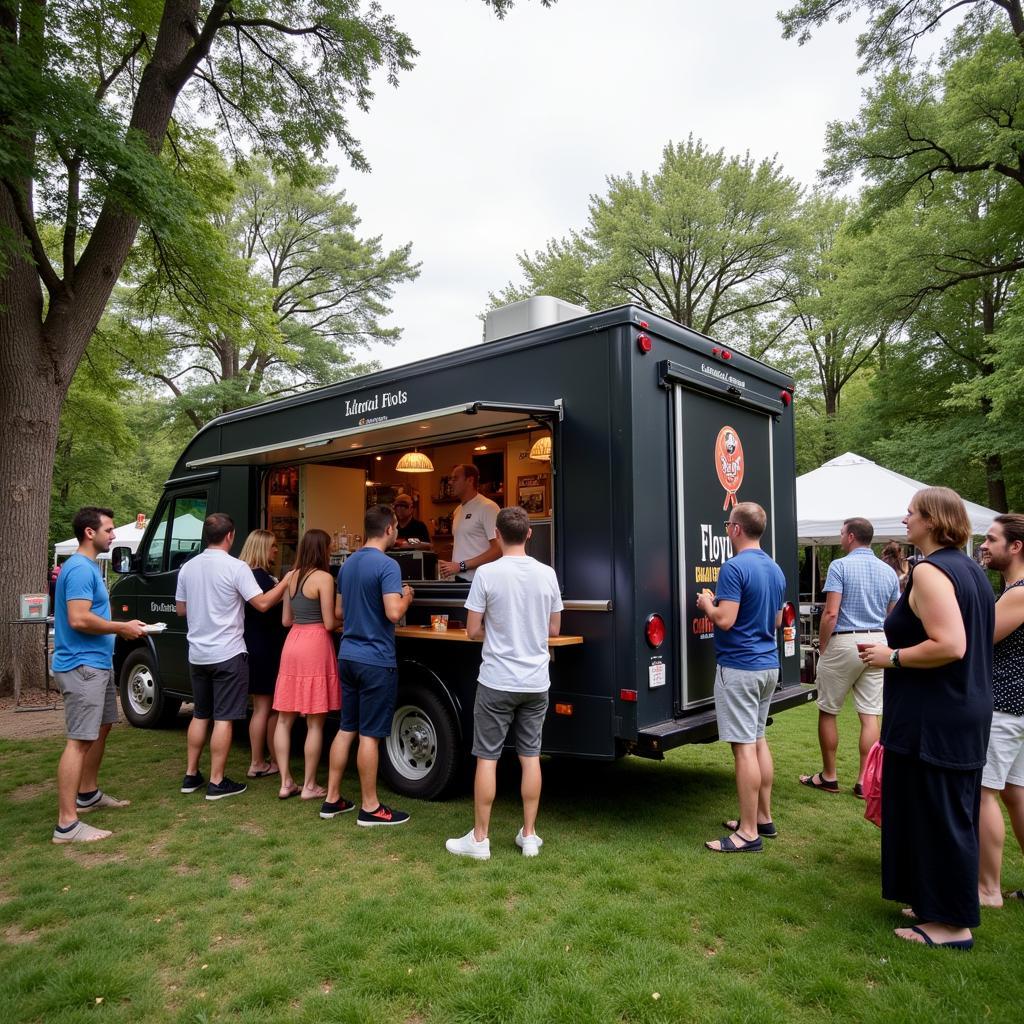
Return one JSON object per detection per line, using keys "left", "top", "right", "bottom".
{"left": 273, "top": 624, "right": 341, "bottom": 715}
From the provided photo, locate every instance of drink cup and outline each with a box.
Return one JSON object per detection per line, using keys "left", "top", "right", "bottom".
{"left": 856, "top": 642, "right": 871, "bottom": 653}
{"left": 431, "top": 614, "right": 449, "bottom": 632}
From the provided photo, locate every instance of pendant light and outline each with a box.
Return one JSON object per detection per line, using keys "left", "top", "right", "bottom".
{"left": 528, "top": 432, "right": 552, "bottom": 462}
{"left": 396, "top": 449, "right": 434, "bottom": 473}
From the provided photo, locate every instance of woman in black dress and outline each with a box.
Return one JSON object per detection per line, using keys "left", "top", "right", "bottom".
{"left": 240, "top": 529, "right": 288, "bottom": 779}
{"left": 860, "top": 487, "right": 994, "bottom": 950}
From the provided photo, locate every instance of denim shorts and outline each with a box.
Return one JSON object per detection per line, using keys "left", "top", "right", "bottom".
{"left": 340, "top": 660, "right": 397, "bottom": 738}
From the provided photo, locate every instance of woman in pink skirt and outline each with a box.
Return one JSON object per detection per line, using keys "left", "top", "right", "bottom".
{"left": 273, "top": 529, "right": 341, "bottom": 800}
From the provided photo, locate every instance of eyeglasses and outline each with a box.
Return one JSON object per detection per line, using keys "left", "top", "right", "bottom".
{"left": 723, "top": 521, "right": 735, "bottom": 531}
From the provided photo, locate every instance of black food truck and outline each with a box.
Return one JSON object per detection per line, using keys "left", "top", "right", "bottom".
{"left": 109, "top": 298, "right": 813, "bottom": 798}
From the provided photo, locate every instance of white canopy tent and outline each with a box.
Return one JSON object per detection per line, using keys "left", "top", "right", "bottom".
{"left": 796, "top": 452, "right": 1001, "bottom": 601}
{"left": 53, "top": 516, "right": 149, "bottom": 564}
{"left": 797, "top": 452, "right": 1001, "bottom": 544}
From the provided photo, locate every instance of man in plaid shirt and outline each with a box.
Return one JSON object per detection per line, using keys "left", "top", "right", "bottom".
{"left": 800, "top": 517, "right": 900, "bottom": 798}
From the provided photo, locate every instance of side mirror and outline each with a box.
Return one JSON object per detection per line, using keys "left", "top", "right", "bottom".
{"left": 111, "top": 546, "right": 134, "bottom": 574}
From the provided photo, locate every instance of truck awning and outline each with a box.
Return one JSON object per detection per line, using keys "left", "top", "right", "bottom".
{"left": 185, "top": 401, "right": 562, "bottom": 469}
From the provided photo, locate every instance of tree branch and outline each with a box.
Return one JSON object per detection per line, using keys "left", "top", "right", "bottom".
{"left": 2, "top": 179, "right": 62, "bottom": 296}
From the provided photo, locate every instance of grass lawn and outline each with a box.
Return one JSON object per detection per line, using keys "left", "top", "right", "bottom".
{"left": 2, "top": 702, "right": 1022, "bottom": 1024}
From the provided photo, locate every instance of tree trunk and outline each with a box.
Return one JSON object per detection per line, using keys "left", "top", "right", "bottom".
{"left": 985, "top": 452, "right": 1009, "bottom": 514}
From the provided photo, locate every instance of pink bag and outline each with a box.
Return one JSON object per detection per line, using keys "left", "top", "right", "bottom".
{"left": 862, "top": 741, "right": 883, "bottom": 828}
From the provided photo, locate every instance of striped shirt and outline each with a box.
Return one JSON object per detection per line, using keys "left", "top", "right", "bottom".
{"left": 823, "top": 547, "right": 900, "bottom": 632}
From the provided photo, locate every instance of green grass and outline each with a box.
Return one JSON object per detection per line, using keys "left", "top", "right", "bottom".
{"left": 1, "top": 703, "right": 1022, "bottom": 1024}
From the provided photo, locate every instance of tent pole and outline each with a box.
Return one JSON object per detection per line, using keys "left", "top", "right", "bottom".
{"left": 811, "top": 544, "right": 817, "bottom": 603}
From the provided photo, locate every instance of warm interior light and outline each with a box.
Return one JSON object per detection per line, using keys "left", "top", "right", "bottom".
{"left": 529, "top": 434, "right": 552, "bottom": 461}
{"left": 473, "top": 444, "right": 487, "bottom": 451}
{"left": 396, "top": 450, "right": 434, "bottom": 473}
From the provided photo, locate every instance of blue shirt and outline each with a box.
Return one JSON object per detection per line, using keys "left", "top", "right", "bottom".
{"left": 824, "top": 547, "right": 900, "bottom": 632}
{"left": 338, "top": 548, "right": 404, "bottom": 668}
{"left": 52, "top": 553, "right": 115, "bottom": 672}
{"left": 713, "top": 548, "right": 787, "bottom": 671}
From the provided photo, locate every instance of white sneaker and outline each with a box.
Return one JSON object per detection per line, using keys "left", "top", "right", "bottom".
{"left": 445, "top": 829, "right": 491, "bottom": 860}
{"left": 515, "top": 828, "right": 543, "bottom": 857}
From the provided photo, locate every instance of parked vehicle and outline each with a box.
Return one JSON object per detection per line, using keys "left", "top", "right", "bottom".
{"left": 110, "top": 299, "right": 812, "bottom": 798}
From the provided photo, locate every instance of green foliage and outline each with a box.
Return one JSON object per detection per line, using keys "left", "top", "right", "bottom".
{"left": 491, "top": 137, "right": 803, "bottom": 354}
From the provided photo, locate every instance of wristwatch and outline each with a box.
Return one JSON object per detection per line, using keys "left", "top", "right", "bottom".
{"left": 889, "top": 649, "right": 901, "bottom": 668}
{"left": 458, "top": 560, "right": 467, "bottom": 574}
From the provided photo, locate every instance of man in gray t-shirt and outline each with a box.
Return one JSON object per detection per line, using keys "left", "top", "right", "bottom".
{"left": 445, "top": 506, "right": 562, "bottom": 861}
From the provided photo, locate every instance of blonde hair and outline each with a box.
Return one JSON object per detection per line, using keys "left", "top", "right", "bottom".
{"left": 912, "top": 487, "right": 971, "bottom": 549}
{"left": 239, "top": 529, "right": 276, "bottom": 572}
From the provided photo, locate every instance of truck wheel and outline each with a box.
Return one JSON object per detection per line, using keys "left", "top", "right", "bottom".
{"left": 119, "top": 649, "right": 181, "bottom": 728}
{"left": 381, "top": 685, "right": 461, "bottom": 800}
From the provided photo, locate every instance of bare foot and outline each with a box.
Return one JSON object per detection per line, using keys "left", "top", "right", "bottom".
{"left": 278, "top": 782, "right": 301, "bottom": 800}
{"left": 301, "top": 784, "right": 327, "bottom": 800}
{"left": 979, "top": 888, "right": 1004, "bottom": 909}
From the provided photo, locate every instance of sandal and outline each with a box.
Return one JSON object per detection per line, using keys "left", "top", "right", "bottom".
{"left": 278, "top": 783, "right": 301, "bottom": 800}
{"left": 247, "top": 762, "right": 280, "bottom": 779}
{"left": 704, "top": 833, "right": 763, "bottom": 853}
{"left": 301, "top": 784, "right": 327, "bottom": 800}
{"left": 799, "top": 772, "right": 839, "bottom": 792}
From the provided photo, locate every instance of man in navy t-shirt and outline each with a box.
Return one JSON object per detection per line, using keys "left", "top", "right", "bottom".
{"left": 322, "top": 504, "right": 415, "bottom": 826}
{"left": 696, "top": 501, "right": 786, "bottom": 854}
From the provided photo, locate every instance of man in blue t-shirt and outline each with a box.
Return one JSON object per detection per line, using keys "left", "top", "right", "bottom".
{"left": 696, "top": 501, "right": 786, "bottom": 854}
{"left": 51, "top": 507, "right": 146, "bottom": 844}
{"left": 322, "top": 504, "right": 414, "bottom": 826}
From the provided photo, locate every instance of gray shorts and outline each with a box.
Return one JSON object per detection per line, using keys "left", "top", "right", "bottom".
{"left": 55, "top": 665, "right": 118, "bottom": 742}
{"left": 714, "top": 665, "right": 779, "bottom": 744}
{"left": 472, "top": 684, "right": 548, "bottom": 759}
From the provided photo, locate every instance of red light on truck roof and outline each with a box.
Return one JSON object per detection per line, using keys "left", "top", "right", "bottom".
{"left": 780, "top": 390, "right": 792, "bottom": 407}
{"left": 645, "top": 613, "right": 665, "bottom": 648}
{"left": 721, "top": 350, "right": 732, "bottom": 360}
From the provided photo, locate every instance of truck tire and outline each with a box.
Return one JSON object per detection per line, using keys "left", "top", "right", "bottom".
{"left": 381, "top": 685, "right": 461, "bottom": 800}
{"left": 119, "top": 648, "right": 181, "bottom": 728}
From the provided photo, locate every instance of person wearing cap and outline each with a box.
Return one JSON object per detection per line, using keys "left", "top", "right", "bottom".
{"left": 393, "top": 494, "right": 431, "bottom": 547}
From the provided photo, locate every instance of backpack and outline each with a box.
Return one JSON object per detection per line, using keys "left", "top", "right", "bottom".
{"left": 862, "top": 741, "right": 884, "bottom": 828}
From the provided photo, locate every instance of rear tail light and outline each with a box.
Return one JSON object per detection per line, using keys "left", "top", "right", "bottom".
{"left": 554, "top": 703, "right": 574, "bottom": 716}
{"left": 782, "top": 602, "right": 797, "bottom": 628}
{"left": 645, "top": 613, "right": 665, "bottom": 648}
{"left": 619, "top": 689, "right": 638, "bottom": 702}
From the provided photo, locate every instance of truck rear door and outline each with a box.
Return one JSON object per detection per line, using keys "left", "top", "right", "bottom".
{"left": 664, "top": 365, "right": 782, "bottom": 710}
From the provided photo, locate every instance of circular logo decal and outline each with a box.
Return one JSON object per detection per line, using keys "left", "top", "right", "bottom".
{"left": 715, "top": 426, "right": 744, "bottom": 509}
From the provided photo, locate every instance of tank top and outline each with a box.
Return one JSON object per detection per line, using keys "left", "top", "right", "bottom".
{"left": 289, "top": 571, "right": 327, "bottom": 625}
{"left": 881, "top": 547, "right": 995, "bottom": 769}
{"left": 993, "top": 579, "right": 1024, "bottom": 716}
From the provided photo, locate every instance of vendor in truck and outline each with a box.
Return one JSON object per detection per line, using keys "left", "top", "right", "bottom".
{"left": 439, "top": 464, "right": 501, "bottom": 582}
{"left": 393, "top": 493, "right": 431, "bottom": 548}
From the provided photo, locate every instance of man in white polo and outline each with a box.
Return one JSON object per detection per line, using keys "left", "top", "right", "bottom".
{"left": 176, "top": 513, "right": 290, "bottom": 800}
{"left": 799, "top": 517, "right": 900, "bottom": 797}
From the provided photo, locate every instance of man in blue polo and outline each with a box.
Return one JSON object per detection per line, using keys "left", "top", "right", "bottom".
{"left": 52, "top": 507, "right": 147, "bottom": 844}
{"left": 322, "top": 504, "right": 414, "bottom": 826}
{"left": 799, "top": 517, "right": 900, "bottom": 797}
{"left": 697, "top": 501, "right": 786, "bottom": 853}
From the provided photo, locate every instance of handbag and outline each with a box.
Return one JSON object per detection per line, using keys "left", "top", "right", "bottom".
{"left": 862, "top": 740, "right": 883, "bottom": 828}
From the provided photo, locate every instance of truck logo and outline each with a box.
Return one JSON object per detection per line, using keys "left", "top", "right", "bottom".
{"left": 715, "top": 426, "right": 744, "bottom": 509}
{"left": 150, "top": 601, "right": 175, "bottom": 613}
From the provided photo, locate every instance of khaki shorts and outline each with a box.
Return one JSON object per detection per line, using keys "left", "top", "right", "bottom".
{"left": 815, "top": 633, "right": 884, "bottom": 716}
{"left": 982, "top": 710, "right": 1024, "bottom": 790}
{"left": 55, "top": 665, "right": 118, "bottom": 741}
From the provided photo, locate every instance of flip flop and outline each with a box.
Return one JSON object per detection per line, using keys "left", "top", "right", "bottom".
{"left": 77, "top": 792, "right": 131, "bottom": 813}
{"left": 1005, "top": 890, "right": 1024, "bottom": 901}
{"left": 301, "top": 785, "right": 327, "bottom": 800}
{"left": 247, "top": 763, "right": 280, "bottom": 779}
{"left": 704, "top": 833, "right": 763, "bottom": 853}
{"left": 722, "top": 819, "right": 777, "bottom": 838}
{"left": 278, "top": 784, "right": 301, "bottom": 800}
{"left": 852, "top": 783, "right": 865, "bottom": 799}
{"left": 899, "top": 924, "right": 973, "bottom": 951}
{"left": 799, "top": 772, "right": 839, "bottom": 792}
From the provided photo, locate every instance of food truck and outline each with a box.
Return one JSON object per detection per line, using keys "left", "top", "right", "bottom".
{"left": 108, "top": 298, "right": 813, "bottom": 798}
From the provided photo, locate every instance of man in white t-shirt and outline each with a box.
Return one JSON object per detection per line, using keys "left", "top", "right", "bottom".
{"left": 445, "top": 506, "right": 563, "bottom": 860}
{"left": 175, "top": 513, "right": 290, "bottom": 801}
{"left": 438, "top": 463, "right": 500, "bottom": 582}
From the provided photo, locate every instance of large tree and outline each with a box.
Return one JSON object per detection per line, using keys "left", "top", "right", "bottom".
{"left": 0, "top": 0, "right": 550, "bottom": 693}
{"left": 491, "top": 137, "right": 803, "bottom": 355}
{"left": 108, "top": 156, "right": 419, "bottom": 429}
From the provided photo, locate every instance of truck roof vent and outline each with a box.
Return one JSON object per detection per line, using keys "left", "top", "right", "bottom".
{"left": 484, "top": 295, "right": 590, "bottom": 343}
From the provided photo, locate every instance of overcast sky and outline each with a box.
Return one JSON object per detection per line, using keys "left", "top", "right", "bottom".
{"left": 332, "top": 0, "right": 869, "bottom": 370}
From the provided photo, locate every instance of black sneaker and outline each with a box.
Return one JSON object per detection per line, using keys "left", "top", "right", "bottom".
{"left": 205, "top": 777, "right": 246, "bottom": 801}
{"left": 181, "top": 772, "right": 205, "bottom": 794}
{"left": 357, "top": 803, "right": 409, "bottom": 827}
{"left": 319, "top": 797, "right": 356, "bottom": 819}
